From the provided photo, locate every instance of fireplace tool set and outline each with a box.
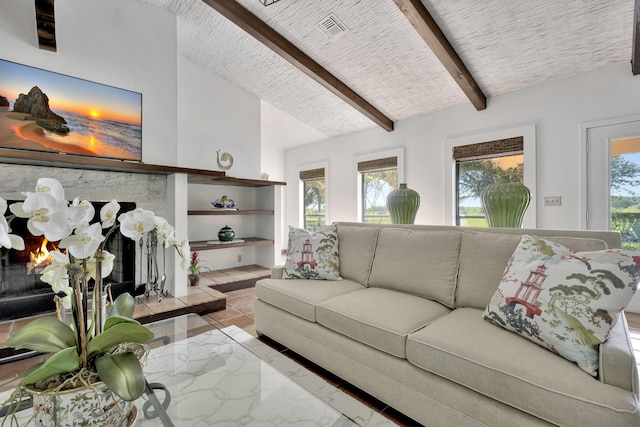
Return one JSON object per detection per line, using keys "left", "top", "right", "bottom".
{"left": 138, "top": 231, "right": 168, "bottom": 302}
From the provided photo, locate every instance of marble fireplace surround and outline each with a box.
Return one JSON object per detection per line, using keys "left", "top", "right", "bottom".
{"left": 0, "top": 161, "right": 190, "bottom": 299}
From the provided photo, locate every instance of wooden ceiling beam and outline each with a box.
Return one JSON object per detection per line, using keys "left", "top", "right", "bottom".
{"left": 393, "top": 0, "right": 486, "bottom": 110}
{"left": 632, "top": 0, "right": 640, "bottom": 75}
{"left": 201, "top": 0, "right": 394, "bottom": 132}
{"left": 35, "top": 0, "right": 56, "bottom": 52}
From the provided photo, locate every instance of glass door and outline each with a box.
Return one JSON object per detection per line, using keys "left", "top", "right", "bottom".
{"left": 587, "top": 121, "right": 640, "bottom": 250}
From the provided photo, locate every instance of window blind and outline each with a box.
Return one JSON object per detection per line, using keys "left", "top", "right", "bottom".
{"left": 299, "top": 167, "right": 325, "bottom": 181}
{"left": 453, "top": 137, "right": 523, "bottom": 162}
{"left": 357, "top": 156, "right": 397, "bottom": 172}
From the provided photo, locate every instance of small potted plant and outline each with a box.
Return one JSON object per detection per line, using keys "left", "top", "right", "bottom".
{"left": 188, "top": 251, "right": 211, "bottom": 286}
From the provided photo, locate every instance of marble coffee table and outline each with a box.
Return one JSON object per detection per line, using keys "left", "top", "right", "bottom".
{"left": 135, "top": 314, "right": 394, "bottom": 426}
{"left": 0, "top": 314, "right": 395, "bottom": 426}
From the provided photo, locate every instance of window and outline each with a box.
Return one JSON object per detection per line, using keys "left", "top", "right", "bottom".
{"left": 358, "top": 156, "right": 398, "bottom": 223}
{"left": 300, "top": 167, "right": 325, "bottom": 232}
{"left": 454, "top": 137, "right": 524, "bottom": 227}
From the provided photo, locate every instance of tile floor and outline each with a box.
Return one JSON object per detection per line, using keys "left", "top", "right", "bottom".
{"left": 2, "top": 290, "right": 640, "bottom": 427}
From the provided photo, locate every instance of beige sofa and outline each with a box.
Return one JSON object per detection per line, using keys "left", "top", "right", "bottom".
{"left": 254, "top": 222, "right": 640, "bottom": 426}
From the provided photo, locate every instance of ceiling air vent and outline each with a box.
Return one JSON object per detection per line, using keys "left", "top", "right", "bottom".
{"left": 316, "top": 13, "right": 349, "bottom": 40}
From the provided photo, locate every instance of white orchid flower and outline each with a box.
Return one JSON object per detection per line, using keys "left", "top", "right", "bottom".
{"left": 12, "top": 178, "right": 67, "bottom": 214}
{"left": 118, "top": 208, "right": 155, "bottom": 241}
{"left": 100, "top": 200, "right": 120, "bottom": 228}
{"left": 58, "top": 286, "right": 74, "bottom": 309}
{"left": 11, "top": 186, "right": 80, "bottom": 242}
{"left": 59, "top": 222, "right": 105, "bottom": 259}
{"left": 34, "top": 178, "right": 66, "bottom": 200}
{"left": 35, "top": 204, "right": 85, "bottom": 242}
{"left": 153, "top": 216, "right": 175, "bottom": 245}
{"left": 85, "top": 250, "right": 115, "bottom": 280}
{"left": 0, "top": 198, "right": 24, "bottom": 250}
{"left": 162, "top": 228, "right": 177, "bottom": 248}
{"left": 39, "top": 251, "right": 70, "bottom": 292}
{"left": 176, "top": 240, "right": 189, "bottom": 269}
{"left": 72, "top": 198, "right": 95, "bottom": 225}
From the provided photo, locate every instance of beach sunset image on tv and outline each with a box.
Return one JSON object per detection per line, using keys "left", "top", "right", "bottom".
{"left": 0, "top": 59, "right": 142, "bottom": 161}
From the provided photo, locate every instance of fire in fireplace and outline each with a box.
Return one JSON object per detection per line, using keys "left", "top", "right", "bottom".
{"left": 28, "top": 238, "right": 59, "bottom": 273}
{"left": 0, "top": 201, "right": 137, "bottom": 321}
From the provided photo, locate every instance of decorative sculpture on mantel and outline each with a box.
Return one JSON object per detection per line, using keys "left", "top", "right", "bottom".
{"left": 216, "top": 150, "right": 234, "bottom": 172}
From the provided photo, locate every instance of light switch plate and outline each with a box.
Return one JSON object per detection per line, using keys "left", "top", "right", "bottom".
{"left": 544, "top": 196, "right": 562, "bottom": 206}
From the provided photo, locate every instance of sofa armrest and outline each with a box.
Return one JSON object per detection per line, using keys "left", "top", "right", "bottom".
{"left": 271, "top": 265, "right": 285, "bottom": 279}
{"left": 599, "top": 313, "right": 638, "bottom": 395}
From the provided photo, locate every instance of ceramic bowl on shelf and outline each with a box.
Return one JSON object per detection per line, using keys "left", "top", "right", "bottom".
{"left": 212, "top": 197, "right": 236, "bottom": 209}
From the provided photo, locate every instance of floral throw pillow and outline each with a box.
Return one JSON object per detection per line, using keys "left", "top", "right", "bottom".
{"left": 283, "top": 224, "right": 341, "bottom": 280}
{"left": 483, "top": 235, "right": 640, "bottom": 376}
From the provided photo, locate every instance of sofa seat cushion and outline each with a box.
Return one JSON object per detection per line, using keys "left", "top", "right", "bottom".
{"left": 316, "top": 287, "right": 450, "bottom": 358}
{"left": 406, "top": 308, "right": 640, "bottom": 426}
{"left": 255, "top": 278, "right": 365, "bottom": 322}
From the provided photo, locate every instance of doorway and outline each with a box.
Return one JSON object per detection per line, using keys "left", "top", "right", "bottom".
{"left": 586, "top": 120, "right": 640, "bottom": 247}
{"left": 585, "top": 119, "right": 640, "bottom": 312}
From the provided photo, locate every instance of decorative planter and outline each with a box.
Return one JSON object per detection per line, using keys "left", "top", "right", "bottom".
{"left": 480, "top": 180, "right": 531, "bottom": 228}
{"left": 386, "top": 183, "right": 420, "bottom": 224}
{"left": 25, "top": 343, "right": 148, "bottom": 427}
{"left": 27, "top": 382, "right": 134, "bottom": 427}
{"left": 56, "top": 292, "right": 111, "bottom": 330}
{"left": 188, "top": 274, "right": 200, "bottom": 286}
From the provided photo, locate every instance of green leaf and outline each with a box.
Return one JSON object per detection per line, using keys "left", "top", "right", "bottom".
{"left": 5, "top": 317, "right": 76, "bottom": 353}
{"left": 103, "top": 315, "right": 140, "bottom": 331}
{"left": 16, "top": 361, "right": 45, "bottom": 379}
{"left": 95, "top": 352, "right": 146, "bottom": 401}
{"left": 87, "top": 323, "right": 154, "bottom": 357}
{"left": 108, "top": 293, "right": 135, "bottom": 319}
{"left": 21, "top": 347, "right": 81, "bottom": 385}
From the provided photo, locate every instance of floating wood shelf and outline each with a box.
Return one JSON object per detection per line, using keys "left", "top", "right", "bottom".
{"left": 190, "top": 237, "right": 274, "bottom": 251}
{"left": 0, "top": 149, "right": 286, "bottom": 187}
{"left": 188, "top": 209, "right": 274, "bottom": 216}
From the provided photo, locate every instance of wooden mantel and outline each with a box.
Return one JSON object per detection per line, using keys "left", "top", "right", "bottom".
{"left": 0, "top": 149, "right": 286, "bottom": 187}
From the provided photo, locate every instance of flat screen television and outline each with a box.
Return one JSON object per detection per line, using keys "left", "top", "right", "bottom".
{"left": 0, "top": 58, "right": 142, "bottom": 162}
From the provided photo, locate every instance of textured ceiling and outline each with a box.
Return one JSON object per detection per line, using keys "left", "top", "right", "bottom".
{"left": 136, "top": 0, "right": 634, "bottom": 140}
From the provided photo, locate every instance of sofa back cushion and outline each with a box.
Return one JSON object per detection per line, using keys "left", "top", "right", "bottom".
{"left": 456, "top": 231, "right": 609, "bottom": 309}
{"left": 368, "top": 228, "right": 462, "bottom": 308}
{"left": 336, "top": 224, "right": 380, "bottom": 285}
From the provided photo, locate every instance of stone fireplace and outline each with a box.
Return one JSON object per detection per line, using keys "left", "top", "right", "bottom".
{"left": 0, "top": 164, "right": 172, "bottom": 320}
{"left": 0, "top": 201, "right": 137, "bottom": 320}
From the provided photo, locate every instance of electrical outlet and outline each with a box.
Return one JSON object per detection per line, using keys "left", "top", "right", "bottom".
{"left": 237, "top": 254, "right": 242, "bottom": 262}
{"left": 544, "top": 196, "right": 562, "bottom": 206}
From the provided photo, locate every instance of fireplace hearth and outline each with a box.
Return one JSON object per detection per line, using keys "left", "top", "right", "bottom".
{"left": 0, "top": 201, "right": 137, "bottom": 321}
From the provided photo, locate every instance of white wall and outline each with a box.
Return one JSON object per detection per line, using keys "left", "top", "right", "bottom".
{"left": 0, "top": 0, "right": 179, "bottom": 166}
{"left": 284, "top": 63, "right": 640, "bottom": 236}
{"left": 260, "top": 100, "right": 329, "bottom": 182}
{"left": 0, "top": 0, "right": 266, "bottom": 297}
{"left": 178, "top": 56, "right": 261, "bottom": 178}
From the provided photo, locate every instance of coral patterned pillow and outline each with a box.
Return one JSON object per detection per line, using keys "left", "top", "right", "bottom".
{"left": 483, "top": 235, "right": 640, "bottom": 376}
{"left": 283, "top": 225, "right": 341, "bottom": 280}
